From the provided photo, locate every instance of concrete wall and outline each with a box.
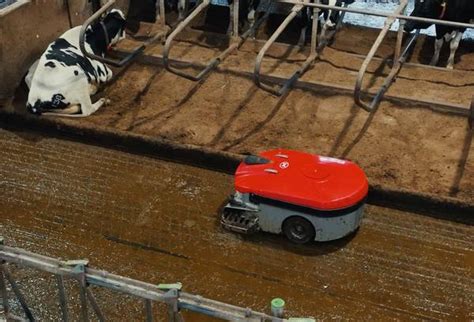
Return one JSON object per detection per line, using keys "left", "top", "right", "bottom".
{"left": 0, "top": 0, "right": 128, "bottom": 108}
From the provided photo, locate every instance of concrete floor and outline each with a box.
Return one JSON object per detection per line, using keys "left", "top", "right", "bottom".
{"left": 0, "top": 128, "right": 472, "bottom": 320}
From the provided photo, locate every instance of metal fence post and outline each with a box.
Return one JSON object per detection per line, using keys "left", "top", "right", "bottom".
{"left": 67, "top": 260, "right": 90, "bottom": 322}
{"left": 86, "top": 288, "right": 105, "bottom": 322}
{"left": 310, "top": 0, "right": 320, "bottom": 56}
{"left": 3, "top": 267, "right": 35, "bottom": 321}
{"left": 56, "top": 275, "right": 69, "bottom": 322}
{"left": 0, "top": 262, "right": 10, "bottom": 319}
{"left": 163, "top": 288, "right": 182, "bottom": 322}
{"left": 145, "top": 299, "right": 153, "bottom": 322}
{"left": 0, "top": 242, "right": 309, "bottom": 321}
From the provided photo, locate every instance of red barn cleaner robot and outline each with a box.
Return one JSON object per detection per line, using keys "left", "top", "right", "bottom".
{"left": 221, "top": 149, "right": 369, "bottom": 243}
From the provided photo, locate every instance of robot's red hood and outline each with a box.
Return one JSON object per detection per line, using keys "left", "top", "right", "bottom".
{"left": 234, "top": 149, "right": 368, "bottom": 211}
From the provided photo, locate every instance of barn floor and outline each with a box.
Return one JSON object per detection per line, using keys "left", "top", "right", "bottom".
{"left": 12, "top": 24, "right": 474, "bottom": 204}
{"left": 0, "top": 127, "right": 473, "bottom": 320}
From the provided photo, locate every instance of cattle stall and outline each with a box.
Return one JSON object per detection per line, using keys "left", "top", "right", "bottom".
{"left": 82, "top": 0, "right": 474, "bottom": 114}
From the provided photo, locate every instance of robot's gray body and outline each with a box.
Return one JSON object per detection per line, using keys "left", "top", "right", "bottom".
{"left": 221, "top": 191, "right": 364, "bottom": 242}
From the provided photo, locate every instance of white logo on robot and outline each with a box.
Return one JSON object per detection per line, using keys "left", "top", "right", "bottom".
{"left": 279, "top": 161, "right": 289, "bottom": 169}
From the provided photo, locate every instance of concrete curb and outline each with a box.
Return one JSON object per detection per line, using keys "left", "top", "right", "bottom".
{"left": 1, "top": 111, "right": 472, "bottom": 225}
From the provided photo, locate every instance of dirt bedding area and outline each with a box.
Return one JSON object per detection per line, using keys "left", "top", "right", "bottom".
{"left": 1, "top": 128, "right": 472, "bottom": 320}
{"left": 10, "top": 25, "right": 474, "bottom": 203}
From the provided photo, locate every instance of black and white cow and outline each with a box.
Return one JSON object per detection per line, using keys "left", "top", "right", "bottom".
{"left": 202, "top": 0, "right": 260, "bottom": 34}
{"left": 404, "top": 0, "right": 474, "bottom": 69}
{"left": 25, "top": 9, "right": 126, "bottom": 117}
{"left": 229, "top": 0, "right": 261, "bottom": 32}
{"left": 299, "top": 0, "right": 355, "bottom": 46}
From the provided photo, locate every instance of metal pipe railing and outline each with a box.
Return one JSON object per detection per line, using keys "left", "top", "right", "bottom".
{"left": 358, "top": 29, "right": 420, "bottom": 112}
{"left": 80, "top": 0, "right": 474, "bottom": 111}
{"left": 162, "top": 0, "right": 242, "bottom": 81}
{"left": 79, "top": 0, "right": 144, "bottom": 67}
{"left": 254, "top": 3, "right": 304, "bottom": 95}
{"left": 79, "top": 0, "right": 169, "bottom": 68}
{"left": 354, "top": 0, "right": 409, "bottom": 111}
{"left": 274, "top": 0, "right": 474, "bottom": 30}
{"left": 254, "top": 1, "right": 324, "bottom": 96}
{"left": 272, "top": 0, "right": 473, "bottom": 111}
{"left": 0, "top": 242, "right": 298, "bottom": 321}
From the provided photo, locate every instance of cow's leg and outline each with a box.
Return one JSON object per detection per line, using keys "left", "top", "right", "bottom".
{"left": 247, "top": 8, "right": 255, "bottom": 26}
{"left": 246, "top": 0, "right": 259, "bottom": 37}
{"left": 430, "top": 37, "right": 444, "bottom": 66}
{"left": 320, "top": 20, "right": 330, "bottom": 41}
{"left": 42, "top": 99, "right": 107, "bottom": 117}
{"left": 78, "top": 96, "right": 108, "bottom": 117}
{"left": 298, "top": 25, "right": 308, "bottom": 47}
{"left": 228, "top": 2, "right": 234, "bottom": 34}
{"left": 46, "top": 104, "right": 82, "bottom": 115}
{"left": 320, "top": 0, "right": 337, "bottom": 40}
{"left": 447, "top": 31, "right": 463, "bottom": 70}
{"left": 298, "top": 8, "right": 309, "bottom": 47}
{"left": 46, "top": 98, "right": 108, "bottom": 117}
{"left": 45, "top": 84, "right": 107, "bottom": 117}
{"left": 178, "top": 0, "right": 186, "bottom": 20}
{"left": 25, "top": 60, "right": 39, "bottom": 89}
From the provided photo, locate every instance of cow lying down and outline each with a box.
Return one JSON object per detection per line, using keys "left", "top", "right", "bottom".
{"left": 25, "top": 9, "right": 126, "bottom": 117}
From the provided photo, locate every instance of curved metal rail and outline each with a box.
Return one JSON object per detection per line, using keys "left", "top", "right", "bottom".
{"left": 163, "top": 0, "right": 241, "bottom": 81}
{"left": 80, "top": 0, "right": 144, "bottom": 67}
{"left": 255, "top": 0, "right": 474, "bottom": 106}
{"left": 358, "top": 29, "right": 419, "bottom": 112}
{"left": 79, "top": 0, "right": 169, "bottom": 68}
{"left": 353, "top": 0, "right": 409, "bottom": 112}
{"left": 276, "top": 0, "right": 474, "bottom": 30}
{"left": 254, "top": 1, "right": 321, "bottom": 96}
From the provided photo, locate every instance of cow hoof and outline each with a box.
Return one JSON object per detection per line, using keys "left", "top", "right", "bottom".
{"left": 446, "top": 65, "right": 454, "bottom": 70}
{"left": 27, "top": 105, "right": 42, "bottom": 116}
{"left": 30, "top": 108, "right": 41, "bottom": 116}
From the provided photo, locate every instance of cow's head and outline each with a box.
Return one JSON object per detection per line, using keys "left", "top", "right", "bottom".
{"left": 86, "top": 9, "right": 126, "bottom": 55}
{"left": 103, "top": 9, "right": 127, "bottom": 46}
{"left": 404, "top": 0, "right": 446, "bottom": 32}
